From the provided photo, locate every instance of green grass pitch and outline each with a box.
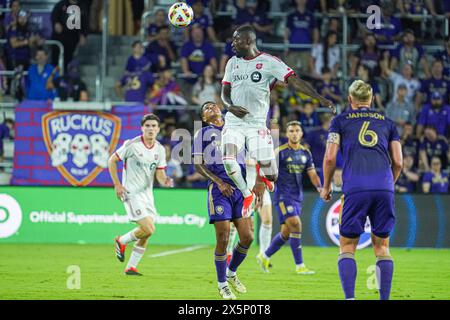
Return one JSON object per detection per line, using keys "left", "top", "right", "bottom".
{"left": 0, "top": 244, "right": 449, "bottom": 300}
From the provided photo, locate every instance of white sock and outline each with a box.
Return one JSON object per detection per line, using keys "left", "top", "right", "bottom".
{"left": 227, "top": 225, "right": 238, "bottom": 256}
{"left": 223, "top": 157, "right": 251, "bottom": 197}
{"left": 262, "top": 252, "right": 270, "bottom": 260}
{"left": 259, "top": 223, "right": 272, "bottom": 254}
{"left": 218, "top": 281, "right": 228, "bottom": 289}
{"left": 126, "top": 245, "right": 146, "bottom": 269}
{"left": 226, "top": 268, "right": 236, "bottom": 277}
{"left": 296, "top": 263, "right": 305, "bottom": 268}
{"left": 119, "top": 229, "right": 138, "bottom": 245}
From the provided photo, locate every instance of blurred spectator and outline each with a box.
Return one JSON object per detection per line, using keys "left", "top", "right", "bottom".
{"left": 390, "top": 29, "right": 430, "bottom": 78}
{"left": 332, "top": 168, "right": 343, "bottom": 192}
{"left": 304, "top": 113, "right": 332, "bottom": 179}
{"left": 397, "top": 0, "right": 427, "bottom": 37}
{"left": 51, "top": 0, "right": 88, "bottom": 70}
{"left": 0, "top": 55, "right": 7, "bottom": 96}
{"left": 164, "top": 144, "right": 183, "bottom": 186}
{"left": 26, "top": 48, "right": 57, "bottom": 100}
{"left": 401, "top": 122, "right": 420, "bottom": 164}
{"left": 149, "top": 68, "right": 187, "bottom": 107}
{"left": 3, "top": 0, "right": 20, "bottom": 31}
{"left": 127, "top": 40, "right": 152, "bottom": 74}
{"left": 186, "top": 164, "right": 208, "bottom": 188}
{"left": 191, "top": 65, "right": 220, "bottom": 106}
{"left": 147, "top": 9, "right": 167, "bottom": 43}
{"left": 146, "top": 26, "right": 177, "bottom": 72}
{"left": 310, "top": 31, "right": 340, "bottom": 80}
{"left": 181, "top": 25, "right": 217, "bottom": 82}
{"left": 0, "top": 118, "right": 14, "bottom": 163}
{"left": 381, "top": 60, "right": 420, "bottom": 105}
{"left": 130, "top": 0, "right": 144, "bottom": 35}
{"left": 350, "top": 33, "right": 382, "bottom": 80}
{"left": 296, "top": 101, "right": 320, "bottom": 134}
{"left": 355, "top": 64, "right": 384, "bottom": 110}
{"left": 219, "top": 40, "right": 234, "bottom": 78}
{"left": 419, "top": 126, "right": 449, "bottom": 171}
{"left": 386, "top": 84, "right": 415, "bottom": 135}
{"left": 315, "top": 66, "right": 343, "bottom": 105}
{"left": 234, "top": 0, "right": 274, "bottom": 41}
{"left": 434, "top": 36, "right": 450, "bottom": 81}
{"left": 372, "top": 1, "right": 402, "bottom": 45}
{"left": 422, "top": 156, "right": 449, "bottom": 194}
{"left": 416, "top": 91, "right": 450, "bottom": 138}
{"left": 284, "top": 0, "right": 319, "bottom": 74}
{"left": 6, "top": 10, "right": 41, "bottom": 71}
{"left": 395, "top": 154, "right": 419, "bottom": 193}
{"left": 185, "top": 0, "right": 217, "bottom": 42}
{"left": 115, "top": 69, "right": 154, "bottom": 104}
{"left": 50, "top": 60, "right": 88, "bottom": 101}
{"left": 417, "top": 60, "right": 450, "bottom": 107}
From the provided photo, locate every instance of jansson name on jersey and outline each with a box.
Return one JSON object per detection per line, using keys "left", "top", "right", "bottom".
{"left": 345, "top": 112, "right": 385, "bottom": 120}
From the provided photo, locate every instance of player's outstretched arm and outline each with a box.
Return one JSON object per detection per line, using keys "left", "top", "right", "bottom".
{"left": 194, "top": 155, "right": 234, "bottom": 197}
{"left": 389, "top": 140, "right": 403, "bottom": 183}
{"left": 287, "top": 76, "right": 336, "bottom": 114}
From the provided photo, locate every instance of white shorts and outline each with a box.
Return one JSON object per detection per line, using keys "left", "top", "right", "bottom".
{"left": 123, "top": 194, "right": 156, "bottom": 222}
{"left": 222, "top": 126, "right": 275, "bottom": 162}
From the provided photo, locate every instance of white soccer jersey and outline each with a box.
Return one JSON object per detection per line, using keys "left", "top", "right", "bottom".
{"left": 115, "top": 136, "right": 167, "bottom": 199}
{"left": 222, "top": 52, "right": 295, "bottom": 128}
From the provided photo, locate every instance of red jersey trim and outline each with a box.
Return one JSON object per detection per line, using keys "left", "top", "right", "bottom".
{"left": 114, "top": 152, "right": 122, "bottom": 161}
{"left": 284, "top": 70, "right": 296, "bottom": 83}
{"left": 222, "top": 81, "right": 231, "bottom": 85}
{"left": 261, "top": 52, "right": 282, "bottom": 62}
{"left": 141, "top": 136, "right": 155, "bottom": 149}
{"left": 156, "top": 166, "right": 166, "bottom": 170}
{"left": 243, "top": 52, "right": 263, "bottom": 60}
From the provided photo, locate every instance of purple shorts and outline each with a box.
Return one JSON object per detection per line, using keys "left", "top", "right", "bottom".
{"left": 340, "top": 191, "right": 395, "bottom": 239}
{"left": 274, "top": 199, "right": 302, "bottom": 224}
{"left": 207, "top": 184, "right": 244, "bottom": 224}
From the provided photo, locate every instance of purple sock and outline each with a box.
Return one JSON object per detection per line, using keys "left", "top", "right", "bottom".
{"left": 338, "top": 253, "right": 357, "bottom": 299}
{"left": 289, "top": 232, "right": 303, "bottom": 265}
{"left": 376, "top": 257, "right": 394, "bottom": 300}
{"left": 214, "top": 252, "right": 227, "bottom": 283}
{"left": 228, "top": 242, "right": 249, "bottom": 272}
{"left": 265, "top": 232, "right": 287, "bottom": 258}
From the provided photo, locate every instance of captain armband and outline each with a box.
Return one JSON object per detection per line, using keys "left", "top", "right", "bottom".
{"left": 327, "top": 132, "right": 340, "bottom": 145}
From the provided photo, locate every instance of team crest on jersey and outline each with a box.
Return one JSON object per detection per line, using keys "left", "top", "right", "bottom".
{"left": 256, "top": 63, "right": 263, "bottom": 69}
{"left": 301, "top": 155, "right": 307, "bottom": 163}
{"left": 326, "top": 199, "right": 372, "bottom": 249}
{"left": 287, "top": 205, "right": 294, "bottom": 213}
{"left": 42, "top": 111, "right": 121, "bottom": 186}
{"left": 215, "top": 205, "right": 224, "bottom": 215}
{"left": 251, "top": 71, "right": 262, "bottom": 82}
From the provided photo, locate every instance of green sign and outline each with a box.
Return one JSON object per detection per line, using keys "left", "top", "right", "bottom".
{"left": 0, "top": 187, "right": 214, "bottom": 245}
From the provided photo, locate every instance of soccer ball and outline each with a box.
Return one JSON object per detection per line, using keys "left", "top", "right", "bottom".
{"left": 168, "top": 2, "right": 194, "bottom": 28}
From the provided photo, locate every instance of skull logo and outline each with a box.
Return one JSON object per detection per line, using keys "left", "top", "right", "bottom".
{"left": 51, "top": 133, "right": 72, "bottom": 167}
{"left": 70, "top": 133, "right": 91, "bottom": 168}
{"left": 89, "top": 134, "right": 110, "bottom": 168}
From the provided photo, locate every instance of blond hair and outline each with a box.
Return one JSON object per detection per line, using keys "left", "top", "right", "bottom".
{"left": 349, "top": 80, "right": 373, "bottom": 103}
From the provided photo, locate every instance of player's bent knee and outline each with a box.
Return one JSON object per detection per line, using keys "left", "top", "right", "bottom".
{"left": 240, "top": 233, "right": 254, "bottom": 246}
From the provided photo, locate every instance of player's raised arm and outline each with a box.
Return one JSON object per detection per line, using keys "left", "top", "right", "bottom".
{"left": 389, "top": 140, "right": 403, "bottom": 183}
{"left": 287, "top": 76, "right": 336, "bottom": 114}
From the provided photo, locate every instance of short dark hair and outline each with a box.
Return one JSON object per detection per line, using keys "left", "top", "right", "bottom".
{"left": 235, "top": 24, "right": 256, "bottom": 41}
{"left": 132, "top": 40, "right": 142, "bottom": 48}
{"left": 35, "top": 46, "right": 47, "bottom": 55}
{"left": 200, "top": 101, "right": 215, "bottom": 118}
{"left": 141, "top": 113, "right": 161, "bottom": 126}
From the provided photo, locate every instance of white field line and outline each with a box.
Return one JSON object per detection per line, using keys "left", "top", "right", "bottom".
{"left": 148, "top": 245, "right": 208, "bottom": 258}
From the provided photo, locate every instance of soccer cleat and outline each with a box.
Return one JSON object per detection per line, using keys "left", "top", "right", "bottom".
{"left": 227, "top": 275, "right": 247, "bottom": 294}
{"left": 256, "top": 164, "right": 275, "bottom": 192}
{"left": 124, "top": 267, "right": 143, "bottom": 276}
{"left": 256, "top": 252, "right": 270, "bottom": 273}
{"left": 114, "top": 236, "right": 127, "bottom": 262}
{"left": 218, "top": 286, "right": 236, "bottom": 300}
{"left": 242, "top": 192, "right": 255, "bottom": 218}
{"left": 296, "top": 265, "right": 315, "bottom": 275}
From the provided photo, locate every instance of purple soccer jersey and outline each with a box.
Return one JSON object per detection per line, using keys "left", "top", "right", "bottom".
{"left": 417, "top": 104, "right": 450, "bottom": 136}
{"left": 372, "top": 16, "right": 402, "bottom": 45}
{"left": 422, "top": 172, "right": 449, "bottom": 193}
{"left": 192, "top": 124, "right": 245, "bottom": 223}
{"left": 121, "top": 72, "right": 155, "bottom": 103}
{"left": 6, "top": 26, "right": 31, "bottom": 63}
{"left": 328, "top": 107, "right": 400, "bottom": 194}
{"left": 420, "top": 77, "right": 450, "bottom": 104}
{"left": 180, "top": 40, "right": 216, "bottom": 76}
{"left": 286, "top": 10, "right": 316, "bottom": 51}
{"left": 125, "top": 56, "right": 151, "bottom": 74}
{"left": 419, "top": 137, "right": 449, "bottom": 168}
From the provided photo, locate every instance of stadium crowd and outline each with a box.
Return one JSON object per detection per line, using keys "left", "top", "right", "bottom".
{"left": 0, "top": 0, "right": 449, "bottom": 193}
